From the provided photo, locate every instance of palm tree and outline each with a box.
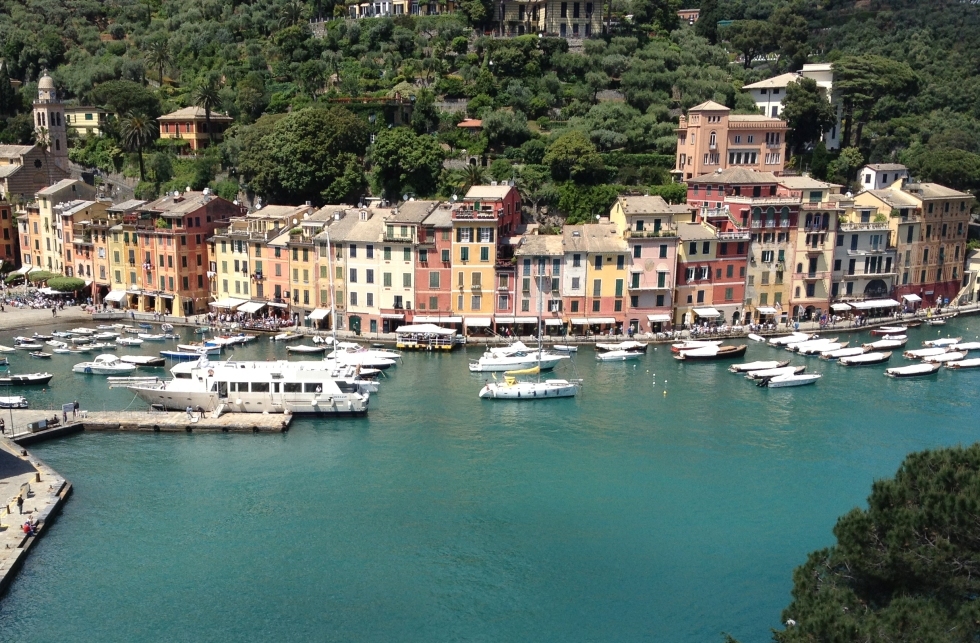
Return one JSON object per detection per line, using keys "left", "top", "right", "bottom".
{"left": 119, "top": 111, "right": 157, "bottom": 181}
{"left": 279, "top": 0, "right": 305, "bottom": 28}
{"left": 144, "top": 39, "right": 172, "bottom": 85}
{"left": 192, "top": 76, "right": 221, "bottom": 145}
{"left": 461, "top": 163, "right": 487, "bottom": 192}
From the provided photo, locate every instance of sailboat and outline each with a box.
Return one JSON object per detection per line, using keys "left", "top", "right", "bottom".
{"left": 478, "top": 273, "right": 581, "bottom": 400}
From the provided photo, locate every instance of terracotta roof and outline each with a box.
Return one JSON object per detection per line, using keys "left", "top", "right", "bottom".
{"left": 687, "top": 168, "right": 778, "bottom": 184}
{"left": 688, "top": 100, "right": 729, "bottom": 112}
{"left": 457, "top": 119, "right": 483, "bottom": 128}
{"left": 728, "top": 115, "right": 788, "bottom": 125}
{"left": 158, "top": 106, "right": 233, "bottom": 122}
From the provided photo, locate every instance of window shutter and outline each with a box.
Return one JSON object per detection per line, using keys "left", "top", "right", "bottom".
{"left": 456, "top": 228, "right": 462, "bottom": 242}
{"left": 488, "top": 228, "right": 494, "bottom": 243}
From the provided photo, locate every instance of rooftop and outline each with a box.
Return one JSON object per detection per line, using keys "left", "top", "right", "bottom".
{"left": 390, "top": 199, "right": 439, "bottom": 224}
{"left": 422, "top": 204, "right": 454, "bottom": 229}
{"left": 677, "top": 222, "right": 718, "bottom": 241}
{"left": 778, "top": 176, "right": 842, "bottom": 191}
{"left": 37, "top": 179, "right": 82, "bottom": 196}
{"left": 728, "top": 115, "right": 789, "bottom": 126}
{"left": 464, "top": 184, "right": 515, "bottom": 200}
{"left": 561, "top": 223, "right": 626, "bottom": 254}
{"left": 54, "top": 200, "right": 97, "bottom": 217}
{"left": 616, "top": 195, "right": 689, "bottom": 215}
{"left": 158, "top": 106, "right": 233, "bottom": 122}
{"left": 688, "top": 168, "right": 779, "bottom": 185}
{"left": 143, "top": 190, "right": 225, "bottom": 216}
{"left": 688, "top": 100, "right": 729, "bottom": 112}
{"left": 0, "top": 144, "right": 34, "bottom": 158}
{"left": 248, "top": 204, "right": 314, "bottom": 220}
{"left": 864, "top": 163, "right": 907, "bottom": 172}
{"left": 741, "top": 72, "right": 800, "bottom": 90}
{"left": 106, "top": 199, "right": 147, "bottom": 213}
{"left": 514, "top": 234, "right": 564, "bottom": 257}
{"left": 457, "top": 119, "right": 483, "bottom": 129}
{"left": 905, "top": 182, "right": 973, "bottom": 200}
{"left": 862, "top": 188, "right": 920, "bottom": 209}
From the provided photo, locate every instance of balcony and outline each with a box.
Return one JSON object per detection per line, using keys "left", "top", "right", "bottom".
{"left": 626, "top": 229, "right": 677, "bottom": 238}
{"left": 717, "top": 230, "right": 751, "bottom": 241}
{"left": 452, "top": 208, "right": 497, "bottom": 221}
{"left": 839, "top": 221, "right": 891, "bottom": 232}
{"left": 794, "top": 271, "right": 830, "bottom": 280}
{"left": 628, "top": 281, "right": 672, "bottom": 291}
{"left": 383, "top": 230, "right": 414, "bottom": 243}
{"left": 842, "top": 271, "right": 897, "bottom": 280}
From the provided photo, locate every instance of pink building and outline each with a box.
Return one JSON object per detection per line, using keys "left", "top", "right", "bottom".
{"left": 462, "top": 184, "right": 522, "bottom": 236}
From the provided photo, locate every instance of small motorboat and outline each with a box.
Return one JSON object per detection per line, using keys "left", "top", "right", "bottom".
{"left": 93, "top": 332, "right": 119, "bottom": 340}
{"left": 596, "top": 341, "right": 647, "bottom": 352}
{"left": 946, "top": 358, "right": 980, "bottom": 370}
{"left": 120, "top": 355, "right": 167, "bottom": 367}
{"left": 86, "top": 342, "right": 117, "bottom": 351}
{"left": 272, "top": 332, "right": 302, "bottom": 342}
{"left": 863, "top": 337, "right": 907, "bottom": 350}
{"left": 0, "top": 372, "right": 54, "bottom": 386}
{"left": 0, "top": 345, "right": 16, "bottom": 353}
{"left": 745, "top": 366, "right": 806, "bottom": 380}
{"left": 478, "top": 366, "right": 582, "bottom": 400}
{"left": 287, "top": 345, "right": 326, "bottom": 354}
{"left": 551, "top": 345, "right": 578, "bottom": 352}
{"left": 46, "top": 340, "right": 68, "bottom": 349}
{"left": 73, "top": 354, "right": 138, "bottom": 375}
{"left": 759, "top": 373, "right": 821, "bottom": 388}
{"left": 52, "top": 331, "right": 74, "bottom": 337}
{"left": 729, "top": 360, "right": 789, "bottom": 373}
{"left": 116, "top": 337, "right": 144, "bottom": 346}
{"left": 596, "top": 349, "right": 644, "bottom": 361}
{"left": 70, "top": 327, "right": 96, "bottom": 335}
{"left": 886, "top": 363, "right": 942, "bottom": 378}
{"left": 0, "top": 395, "right": 28, "bottom": 408}
{"left": 922, "top": 351, "right": 965, "bottom": 364}
{"left": 950, "top": 342, "right": 980, "bottom": 352}
{"left": 786, "top": 337, "right": 836, "bottom": 353}
{"left": 925, "top": 319, "right": 946, "bottom": 326}
{"left": 161, "top": 323, "right": 174, "bottom": 332}
{"left": 768, "top": 332, "right": 812, "bottom": 346}
{"left": 820, "top": 346, "right": 868, "bottom": 360}
{"left": 138, "top": 333, "right": 166, "bottom": 341}
{"left": 29, "top": 351, "right": 52, "bottom": 359}
{"left": 903, "top": 347, "right": 949, "bottom": 359}
{"left": 922, "top": 337, "right": 961, "bottom": 347}
{"left": 871, "top": 326, "right": 907, "bottom": 336}
{"left": 798, "top": 341, "right": 848, "bottom": 355}
{"left": 747, "top": 333, "right": 766, "bottom": 343}
{"left": 122, "top": 327, "right": 141, "bottom": 335}
{"left": 671, "top": 340, "right": 722, "bottom": 353}
{"left": 138, "top": 323, "right": 153, "bottom": 329}
{"left": 674, "top": 345, "right": 748, "bottom": 361}
{"left": 906, "top": 321, "right": 923, "bottom": 328}
{"left": 178, "top": 343, "right": 221, "bottom": 355}
{"left": 839, "top": 351, "right": 892, "bottom": 366}
{"left": 0, "top": 357, "right": 7, "bottom": 367}
{"left": 15, "top": 342, "right": 44, "bottom": 350}
{"left": 160, "top": 350, "right": 210, "bottom": 362}
{"left": 53, "top": 348, "right": 86, "bottom": 355}
{"left": 194, "top": 327, "right": 210, "bottom": 335}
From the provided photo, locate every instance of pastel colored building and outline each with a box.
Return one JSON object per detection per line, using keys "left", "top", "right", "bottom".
{"left": 561, "top": 223, "right": 629, "bottom": 334}
{"left": 158, "top": 106, "right": 233, "bottom": 152}
{"left": 741, "top": 64, "right": 842, "bottom": 149}
{"left": 512, "top": 234, "right": 565, "bottom": 334}
{"left": 859, "top": 164, "right": 909, "bottom": 191}
{"left": 65, "top": 106, "right": 110, "bottom": 137}
{"left": 0, "top": 200, "right": 18, "bottom": 268}
{"left": 412, "top": 203, "right": 455, "bottom": 322}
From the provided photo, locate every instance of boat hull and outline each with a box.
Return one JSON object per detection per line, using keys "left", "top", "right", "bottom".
{"left": 131, "top": 387, "right": 368, "bottom": 415}
{"left": 478, "top": 380, "right": 579, "bottom": 399}
{"left": 468, "top": 356, "right": 567, "bottom": 372}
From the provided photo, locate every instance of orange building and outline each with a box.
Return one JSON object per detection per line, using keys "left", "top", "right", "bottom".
{"left": 158, "top": 106, "right": 233, "bottom": 152}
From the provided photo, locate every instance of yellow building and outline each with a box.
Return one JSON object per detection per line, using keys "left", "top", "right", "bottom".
{"left": 65, "top": 107, "right": 109, "bottom": 137}
{"left": 30, "top": 179, "right": 96, "bottom": 273}
{"left": 102, "top": 200, "right": 147, "bottom": 308}
{"left": 450, "top": 202, "right": 498, "bottom": 322}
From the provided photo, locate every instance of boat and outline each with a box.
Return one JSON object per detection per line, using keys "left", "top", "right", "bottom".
{"left": 551, "top": 344, "right": 578, "bottom": 352}
{"left": 0, "top": 395, "right": 28, "bottom": 408}
{"left": 468, "top": 341, "right": 569, "bottom": 372}
{"left": 14, "top": 342, "right": 44, "bottom": 350}
{"left": 177, "top": 343, "right": 221, "bottom": 355}
{"left": 671, "top": 340, "right": 722, "bottom": 353}
{"left": 70, "top": 336, "right": 93, "bottom": 344}
{"left": 161, "top": 323, "right": 174, "bottom": 332}
{"left": 863, "top": 337, "right": 908, "bottom": 350}
{"left": 904, "top": 347, "right": 949, "bottom": 359}
{"left": 120, "top": 355, "right": 167, "bottom": 367}
{"left": 52, "top": 331, "right": 74, "bottom": 337}
{"left": 46, "top": 340, "right": 68, "bottom": 349}
{"left": 839, "top": 351, "right": 892, "bottom": 366}
{"left": 93, "top": 332, "right": 119, "bottom": 340}
{"left": 53, "top": 348, "right": 87, "bottom": 355}
{"left": 759, "top": 373, "right": 821, "bottom": 388}
{"left": 116, "top": 337, "right": 144, "bottom": 346}
{"left": 946, "top": 358, "right": 980, "bottom": 370}
{"left": 272, "top": 332, "right": 303, "bottom": 342}
{"left": 0, "top": 357, "right": 7, "bottom": 367}
{"left": 287, "top": 345, "right": 326, "bottom": 354}
{"left": 922, "top": 351, "right": 965, "bottom": 364}
{"left": 0, "top": 345, "right": 15, "bottom": 353}
{"left": 30, "top": 333, "right": 53, "bottom": 341}
{"left": 29, "top": 351, "right": 52, "bottom": 359}
{"left": 798, "top": 341, "right": 848, "bottom": 355}
{"left": 73, "top": 354, "right": 139, "bottom": 375}
{"left": 161, "top": 350, "right": 212, "bottom": 362}
{"left": 328, "top": 342, "right": 401, "bottom": 360}
{"left": 194, "top": 327, "right": 210, "bottom": 335}
{"left": 596, "top": 349, "right": 644, "bottom": 361}
{"left": 922, "top": 337, "right": 962, "bottom": 347}
{"left": 128, "top": 361, "right": 370, "bottom": 415}
{"left": 729, "top": 360, "right": 789, "bottom": 373}
{"left": 745, "top": 366, "right": 807, "bottom": 380}
{"left": 787, "top": 338, "right": 836, "bottom": 353}
{"left": 885, "top": 363, "right": 942, "bottom": 378}
{"left": 138, "top": 323, "right": 153, "bottom": 329}
{"left": 871, "top": 326, "right": 907, "bottom": 336}
{"left": 0, "top": 372, "right": 54, "bottom": 386}
{"left": 906, "top": 321, "right": 923, "bottom": 328}
{"left": 768, "top": 332, "right": 812, "bottom": 346}
{"left": 820, "top": 346, "right": 868, "bottom": 360}
{"left": 674, "top": 345, "right": 748, "bottom": 361}
{"left": 138, "top": 333, "right": 167, "bottom": 341}
{"left": 747, "top": 333, "right": 766, "bottom": 343}
{"left": 950, "top": 342, "right": 980, "bottom": 352}
{"left": 925, "top": 319, "right": 946, "bottom": 326}
{"left": 596, "top": 341, "right": 647, "bottom": 352}
{"left": 122, "top": 327, "right": 141, "bottom": 335}
{"left": 70, "top": 327, "right": 96, "bottom": 335}
{"left": 478, "top": 366, "right": 581, "bottom": 400}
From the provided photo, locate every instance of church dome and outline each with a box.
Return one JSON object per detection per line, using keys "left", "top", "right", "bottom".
{"left": 38, "top": 73, "right": 55, "bottom": 90}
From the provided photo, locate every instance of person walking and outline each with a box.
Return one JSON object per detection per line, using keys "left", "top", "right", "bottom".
{"left": 17, "top": 495, "right": 24, "bottom": 515}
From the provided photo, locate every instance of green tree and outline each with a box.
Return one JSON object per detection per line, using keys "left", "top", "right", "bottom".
{"left": 543, "top": 130, "right": 605, "bottom": 182}
{"left": 810, "top": 141, "right": 830, "bottom": 180}
{"left": 827, "top": 146, "right": 864, "bottom": 185}
{"left": 0, "top": 61, "right": 16, "bottom": 116}
{"left": 723, "top": 20, "right": 775, "bottom": 69}
{"left": 46, "top": 276, "right": 86, "bottom": 292}
{"left": 192, "top": 75, "right": 222, "bottom": 145}
{"left": 119, "top": 111, "right": 157, "bottom": 181}
{"left": 782, "top": 78, "right": 836, "bottom": 156}
{"left": 410, "top": 88, "right": 440, "bottom": 134}
{"left": 516, "top": 164, "right": 553, "bottom": 218}
{"left": 776, "top": 444, "right": 980, "bottom": 643}
{"left": 835, "top": 55, "right": 919, "bottom": 148}
{"left": 144, "top": 38, "right": 172, "bottom": 85}
{"left": 630, "top": 0, "right": 681, "bottom": 34}
{"left": 239, "top": 107, "right": 369, "bottom": 206}
{"left": 89, "top": 80, "right": 161, "bottom": 118}
{"left": 769, "top": 6, "right": 809, "bottom": 71}
{"left": 482, "top": 109, "right": 530, "bottom": 148}
{"left": 556, "top": 183, "right": 619, "bottom": 225}
{"left": 695, "top": 0, "right": 722, "bottom": 43}
{"left": 901, "top": 145, "right": 980, "bottom": 192}
{"left": 371, "top": 127, "right": 446, "bottom": 199}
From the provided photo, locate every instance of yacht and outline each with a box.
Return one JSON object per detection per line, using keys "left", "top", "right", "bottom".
{"left": 745, "top": 366, "right": 806, "bottom": 380}
{"left": 129, "top": 361, "right": 370, "bottom": 415}
{"left": 327, "top": 343, "right": 402, "bottom": 362}
{"left": 73, "top": 354, "right": 139, "bottom": 375}
{"left": 478, "top": 366, "right": 581, "bottom": 399}
{"left": 596, "top": 349, "right": 644, "bottom": 361}
{"left": 468, "top": 342, "right": 569, "bottom": 372}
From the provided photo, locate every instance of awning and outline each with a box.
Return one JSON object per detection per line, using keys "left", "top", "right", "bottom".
{"left": 628, "top": 266, "right": 644, "bottom": 273}
{"left": 831, "top": 303, "right": 852, "bottom": 311}
{"left": 570, "top": 318, "right": 589, "bottom": 325}
{"left": 127, "top": 289, "right": 142, "bottom": 295}
{"left": 465, "top": 317, "right": 492, "bottom": 327}
{"left": 396, "top": 324, "right": 456, "bottom": 335}
{"left": 693, "top": 307, "right": 721, "bottom": 318}
{"left": 902, "top": 294, "right": 922, "bottom": 303}
{"left": 103, "top": 290, "right": 126, "bottom": 303}
{"left": 544, "top": 319, "right": 565, "bottom": 326}
{"left": 267, "top": 302, "right": 289, "bottom": 308}
{"left": 756, "top": 306, "right": 778, "bottom": 315}
{"left": 647, "top": 314, "right": 671, "bottom": 322}
{"left": 12, "top": 265, "right": 32, "bottom": 275}
{"left": 237, "top": 301, "right": 267, "bottom": 314}
{"left": 210, "top": 297, "right": 247, "bottom": 309}
{"left": 589, "top": 317, "right": 617, "bottom": 324}
{"left": 494, "top": 316, "right": 538, "bottom": 324}
{"left": 380, "top": 313, "right": 404, "bottom": 319}
{"left": 850, "top": 298, "right": 901, "bottom": 310}
{"left": 307, "top": 307, "right": 331, "bottom": 321}
{"left": 412, "top": 315, "right": 462, "bottom": 323}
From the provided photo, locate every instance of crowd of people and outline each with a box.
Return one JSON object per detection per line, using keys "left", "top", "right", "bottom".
{"left": 0, "top": 290, "right": 77, "bottom": 312}
{"left": 204, "top": 311, "right": 294, "bottom": 331}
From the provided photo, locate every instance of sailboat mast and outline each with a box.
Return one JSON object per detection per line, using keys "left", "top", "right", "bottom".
{"left": 326, "top": 227, "right": 337, "bottom": 344}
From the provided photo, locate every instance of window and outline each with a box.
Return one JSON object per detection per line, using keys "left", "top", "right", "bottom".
{"left": 383, "top": 247, "right": 391, "bottom": 261}
{"left": 592, "top": 279, "right": 601, "bottom": 297}
{"left": 633, "top": 245, "right": 642, "bottom": 258}
{"left": 702, "top": 242, "right": 710, "bottom": 255}
{"left": 594, "top": 256, "right": 603, "bottom": 269}
{"left": 572, "top": 254, "right": 581, "bottom": 267}
{"left": 460, "top": 247, "right": 469, "bottom": 262}
{"left": 480, "top": 247, "right": 489, "bottom": 262}
{"left": 365, "top": 293, "right": 372, "bottom": 307}
{"left": 616, "top": 255, "right": 625, "bottom": 269}
{"left": 696, "top": 290, "right": 704, "bottom": 303}
{"left": 459, "top": 228, "right": 472, "bottom": 242}
{"left": 429, "top": 272, "right": 440, "bottom": 288}
{"left": 659, "top": 244, "right": 668, "bottom": 258}
{"left": 560, "top": 1, "right": 567, "bottom": 17}
{"left": 441, "top": 249, "right": 450, "bottom": 263}
{"left": 571, "top": 277, "right": 580, "bottom": 290}
{"left": 498, "top": 294, "right": 509, "bottom": 310}
{"left": 366, "top": 269, "right": 375, "bottom": 284}
{"left": 350, "top": 292, "right": 357, "bottom": 306}
{"left": 403, "top": 273, "right": 412, "bottom": 287}
{"left": 592, "top": 300, "right": 601, "bottom": 312}
{"left": 571, "top": 301, "right": 579, "bottom": 312}
{"left": 471, "top": 295, "right": 482, "bottom": 310}
{"left": 521, "top": 299, "right": 530, "bottom": 312}
{"left": 429, "top": 297, "right": 438, "bottom": 310}
{"left": 761, "top": 250, "right": 774, "bottom": 263}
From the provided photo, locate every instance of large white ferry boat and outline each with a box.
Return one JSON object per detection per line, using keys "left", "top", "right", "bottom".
{"left": 129, "top": 360, "right": 370, "bottom": 415}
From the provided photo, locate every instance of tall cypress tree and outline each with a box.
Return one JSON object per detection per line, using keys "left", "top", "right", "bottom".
{"left": 0, "top": 61, "right": 16, "bottom": 117}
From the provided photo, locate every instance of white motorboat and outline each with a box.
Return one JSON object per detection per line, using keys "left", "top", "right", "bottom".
{"left": 161, "top": 323, "right": 174, "bottom": 332}
{"left": 329, "top": 352, "right": 397, "bottom": 370}
{"left": 0, "top": 372, "right": 54, "bottom": 386}
{"left": 15, "top": 342, "right": 44, "bottom": 350}
{"left": 760, "top": 373, "right": 821, "bottom": 388}
{"left": 178, "top": 343, "right": 221, "bottom": 355}
{"left": 93, "top": 332, "right": 119, "bottom": 340}
{"left": 70, "top": 327, "right": 96, "bottom": 335}
{"left": 839, "top": 351, "right": 892, "bottom": 366}
{"left": 922, "top": 351, "right": 965, "bottom": 364}
{"left": 886, "top": 363, "right": 942, "bottom": 378}
{"left": 950, "top": 342, "right": 980, "bottom": 352}
{"left": 674, "top": 345, "right": 747, "bottom": 360}
{"left": 0, "top": 345, "right": 16, "bottom": 354}
{"left": 169, "top": 359, "right": 380, "bottom": 393}
{"left": 596, "top": 341, "right": 647, "bottom": 352}
{"left": 0, "top": 395, "right": 28, "bottom": 408}
{"left": 596, "top": 349, "right": 644, "bottom": 361}
{"left": 138, "top": 333, "right": 167, "bottom": 341}
{"left": 116, "top": 337, "right": 144, "bottom": 346}
{"left": 798, "top": 341, "right": 847, "bottom": 355}
{"left": 478, "top": 366, "right": 581, "bottom": 399}
{"left": 863, "top": 337, "right": 907, "bottom": 350}
{"left": 52, "top": 331, "right": 74, "bottom": 337}
{"left": 748, "top": 333, "right": 766, "bottom": 342}
{"left": 551, "top": 344, "right": 578, "bottom": 352}
{"left": 923, "top": 336, "right": 961, "bottom": 347}
{"left": 73, "top": 354, "right": 138, "bottom": 375}
{"left": 768, "top": 332, "right": 812, "bottom": 346}
{"left": 820, "top": 346, "right": 868, "bottom": 360}
{"left": 468, "top": 342, "right": 569, "bottom": 372}
{"left": 947, "top": 358, "right": 980, "bottom": 370}
{"left": 129, "top": 361, "right": 370, "bottom": 414}
{"left": 729, "top": 360, "right": 789, "bottom": 373}
{"left": 671, "top": 340, "right": 722, "bottom": 353}
{"left": 871, "top": 326, "right": 907, "bottom": 336}
{"left": 903, "top": 347, "right": 949, "bottom": 359}
{"left": 288, "top": 345, "right": 326, "bottom": 354}
{"left": 925, "top": 319, "right": 946, "bottom": 326}
{"left": 745, "top": 366, "right": 806, "bottom": 380}
{"left": 46, "top": 340, "right": 68, "bottom": 349}
{"left": 328, "top": 343, "right": 401, "bottom": 361}
{"left": 272, "top": 332, "right": 303, "bottom": 342}
{"left": 29, "top": 351, "right": 52, "bottom": 359}
{"left": 787, "top": 338, "right": 836, "bottom": 353}
{"left": 86, "top": 342, "right": 117, "bottom": 351}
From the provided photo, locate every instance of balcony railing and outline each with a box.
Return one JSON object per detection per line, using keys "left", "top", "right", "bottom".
{"left": 794, "top": 271, "right": 830, "bottom": 280}
{"left": 841, "top": 271, "right": 897, "bottom": 280}
{"left": 627, "top": 229, "right": 677, "bottom": 238}
{"left": 839, "top": 221, "right": 891, "bottom": 231}
{"left": 717, "top": 231, "right": 751, "bottom": 240}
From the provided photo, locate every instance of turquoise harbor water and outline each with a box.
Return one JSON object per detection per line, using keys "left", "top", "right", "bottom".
{"left": 1, "top": 321, "right": 979, "bottom": 642}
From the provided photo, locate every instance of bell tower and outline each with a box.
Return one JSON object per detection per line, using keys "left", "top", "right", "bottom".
{"left": 33, "top": 71, "right": 69, "bottom": 174}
